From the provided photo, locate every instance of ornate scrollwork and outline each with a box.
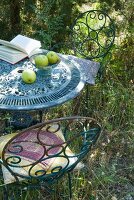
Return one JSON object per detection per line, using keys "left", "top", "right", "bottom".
{"left": 71, "top": 10, "right": 115, "bottom": 59}
{"left": 1, "top": 116, "right": 101, "bottom": 183}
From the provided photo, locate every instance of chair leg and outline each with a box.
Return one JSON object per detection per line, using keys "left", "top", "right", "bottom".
{"left": 38, "top": 110, "right": 43, "bottom": 122}
{"left": 68, "top": 172, "right": 72, "bottom": 199}
{"left": 2, "top": 185, "right": 8, "bottom": 200}
{"left": 85, "top": 84, "right": 90, "bottom": 115}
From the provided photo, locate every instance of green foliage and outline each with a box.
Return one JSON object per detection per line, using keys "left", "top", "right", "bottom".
{"left": 0, "top": 0, "right": 133, "bottom": 199}
{"left": 31, "top": 0, "right": 65, "bottom": 49}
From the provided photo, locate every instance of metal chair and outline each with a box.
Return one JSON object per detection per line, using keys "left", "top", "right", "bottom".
{"left": 51, "top": 10, "right": 115, "bottom": 115}
{"left": 71, "top": 10, "right": 115, "bottom": 114}
{"left": 71, "top": 10, "right": 115, "bottom": 60}
{"left": 0, "top": 116, "right": 101, "bottom": 199}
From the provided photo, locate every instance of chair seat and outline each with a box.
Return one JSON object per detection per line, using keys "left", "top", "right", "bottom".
{"left": 0, "top": 116, "right": 101, "bottom": 200}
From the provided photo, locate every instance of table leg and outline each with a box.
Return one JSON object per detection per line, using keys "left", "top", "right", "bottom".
{"left": 0, "top": 110, "right": 46, "bottom": 133}
{"left": 5, "top": 111, "right": 45, "bottom": 131}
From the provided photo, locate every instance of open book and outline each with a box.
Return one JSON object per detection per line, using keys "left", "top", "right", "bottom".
{"left": 0, "top": 34, "right": 41, "bottom": 64}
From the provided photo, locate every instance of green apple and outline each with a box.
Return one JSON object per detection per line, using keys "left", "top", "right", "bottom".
{"left": 34, "top": 55, "right": 49, "bottom": 68}
{"left": 46, "top": 51, "right": 60, "bottom": 64}
{"left": 22, "top": 69, "right": 36, "bottom": 84}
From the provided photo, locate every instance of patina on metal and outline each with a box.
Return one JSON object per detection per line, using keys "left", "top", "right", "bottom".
{"left": 51, "top": 10, "right": 115, "bottom": 116}
{"left": 71, "top": 9, "right": 115, "bottom": 60}
{"left": 69, "top": 10, "right": 115, "bottom": 115}
{"left": 0, "top": 53, "right": 85, "bottom": 129}
{"left": 0, "top": 116, "right": 101, "bottom": 199}
{"left": 0, "top": 55, "right": 84, "bottom": 111}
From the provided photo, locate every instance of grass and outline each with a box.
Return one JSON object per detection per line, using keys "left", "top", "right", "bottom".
{"left": 39, "top": 62, "right": 134, "bottom": 199}
{"left": 1, "top": 85, "right": 133, "bottom": 200}
{"left": 0, "top": 61, "right": 133, "bottom": 200}
{"left": 0, "top": 21, "right": 134, "bottom": 200}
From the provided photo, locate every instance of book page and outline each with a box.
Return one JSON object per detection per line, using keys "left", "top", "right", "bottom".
{"left": 0, "top": 39, "right": 26, "bottom": 53}
{"left": 0, "top": 45, "right": 26, "bottom": 54}
{"left": 10, "top": 35, "right": 41, "bottom": 55}
{"left": 0, "top": 46, "right": 27, "bottom": 64}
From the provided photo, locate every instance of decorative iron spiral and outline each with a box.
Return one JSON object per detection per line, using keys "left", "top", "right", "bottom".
{"left": 2, "top": 116, "right": 101, "bottom": 182}
{"left": 71, "top": 10, "right": 115, "bottom": 59}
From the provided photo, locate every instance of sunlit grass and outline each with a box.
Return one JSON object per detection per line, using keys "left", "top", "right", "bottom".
{"left": 1, "top": 58, "right": 133, "bottom": 200}
{"left": 0, "top": 2, "right": 133, "bottom": 199}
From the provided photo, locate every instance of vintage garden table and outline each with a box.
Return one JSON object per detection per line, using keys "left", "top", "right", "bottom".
{"left": 0, "top": 56, "right": 85, "bottom": 111}
{"left": 0, "top": 48, "right": 100, "bottom": 130}
{"left": 0, "top": 53, "right": 86, "bottom": 128}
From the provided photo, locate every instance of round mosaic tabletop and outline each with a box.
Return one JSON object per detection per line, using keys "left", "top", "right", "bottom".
{"left": 0, "top": 55, "right": 85, "bottom": 111}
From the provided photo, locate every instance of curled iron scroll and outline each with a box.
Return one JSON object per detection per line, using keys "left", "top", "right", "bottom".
{"left": 71, "top": 10, "right": 115, "bottom": 59}
{"left": 2, "top": 117, "right": 101, "bottom": 182}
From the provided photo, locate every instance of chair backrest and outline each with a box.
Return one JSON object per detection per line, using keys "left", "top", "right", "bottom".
{"left": 1, "top": 116, "right": 101, "bottom": 185}
{"left": 71, "top": 10, "right": 115, "bottom": 60}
